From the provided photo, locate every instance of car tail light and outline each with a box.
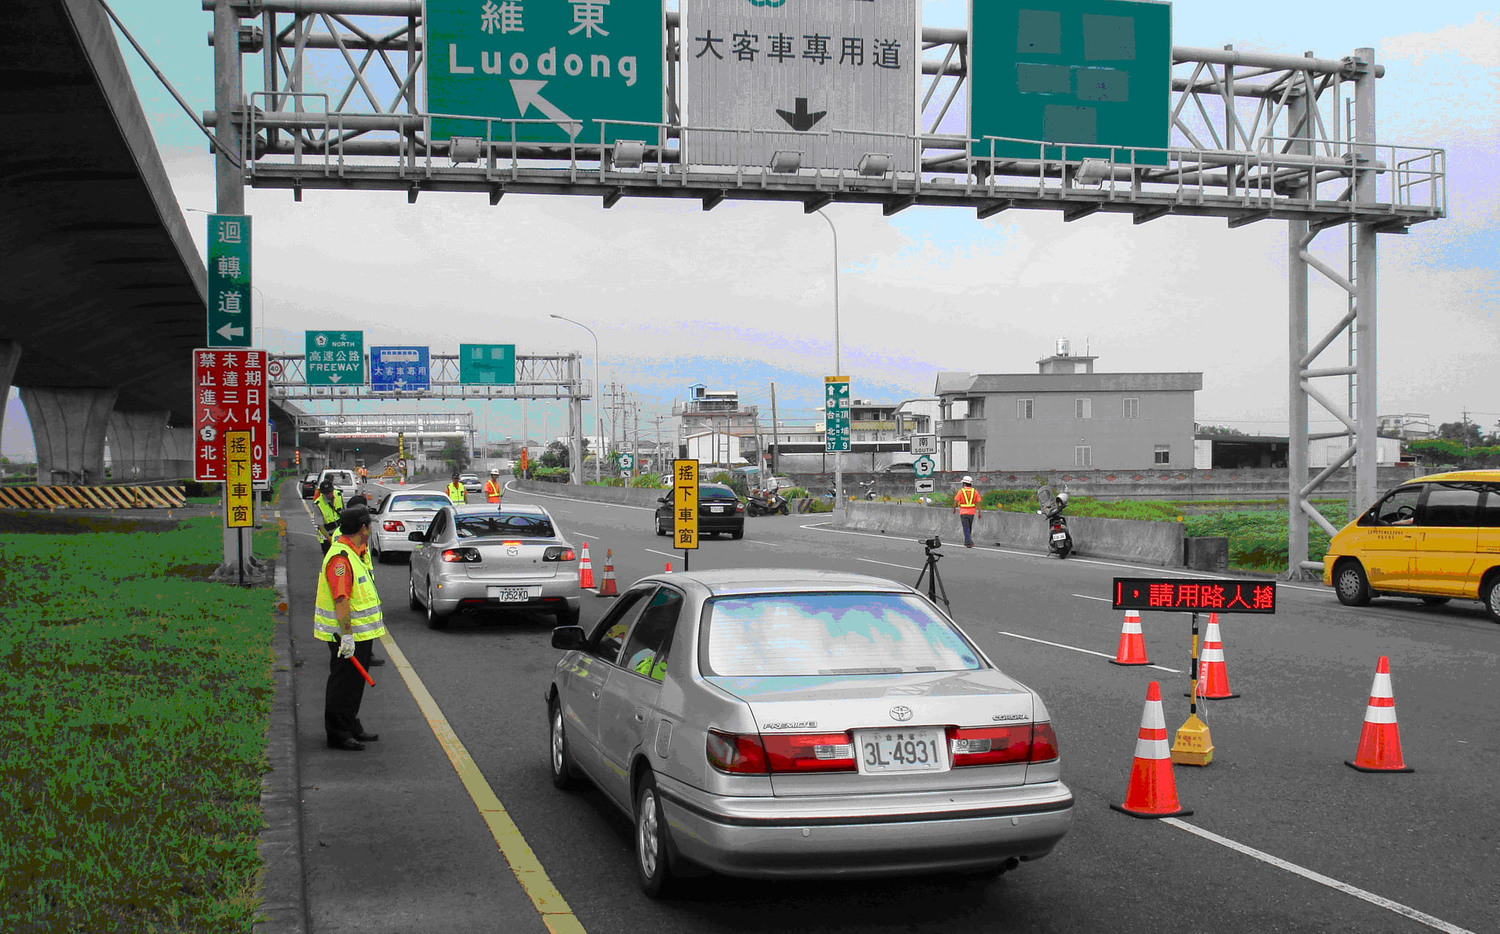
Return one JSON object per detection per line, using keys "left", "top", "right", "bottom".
{"left": 947, "top": 724, "right": 1058, "bottom": 767}
{"left": 762, "top": 732, "right": 857, "bottom": 773}
{"left": 705, "top": 730, "right": 769, "bottom": 774}
{"left": 543, "top": 546, "right": 575, "bottom": 562}
{"left": 383, "top": 520, "right": 406, "bottom": 533}
{"left": 441, "top": 547, "right": 481, "bottom": 563}
{"left": 735, "top": 501, "right": 745, "bottom": 513}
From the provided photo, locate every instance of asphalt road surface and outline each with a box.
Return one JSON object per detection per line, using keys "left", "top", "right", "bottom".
{"left": 282, "top": 480, "right": 1497, "bottom": 934}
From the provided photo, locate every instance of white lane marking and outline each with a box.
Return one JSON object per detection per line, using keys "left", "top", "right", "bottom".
{"left": 1161, "top": 819, "right": 1478, "bottom": 934}
{"left": 858, "top": 557, "right": 923, "bottom": 572}
{"left": 1073, "top": 593, "right": 1111, "bottom": 602}
{"left": 645, "top": 548, "right": 678, "bottom": 560}
{"left": 503, "top": 480, "right": 655, "bottom": 512}
{"left": 997, "top": 631, "right": 1182, "bottom": 673}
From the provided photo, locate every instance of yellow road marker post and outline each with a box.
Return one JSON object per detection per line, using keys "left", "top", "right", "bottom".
{"left": 1171, "top": 611, "right": 1214, "bottom": 766}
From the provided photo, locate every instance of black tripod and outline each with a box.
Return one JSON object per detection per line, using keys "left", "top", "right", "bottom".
{"left": 914, "top": 537, "right": 951, "bottom": 611}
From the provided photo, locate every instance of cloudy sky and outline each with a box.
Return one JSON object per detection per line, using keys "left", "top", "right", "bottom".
{"left": 3, "top": 0, "right": 1496, "bottom": 459}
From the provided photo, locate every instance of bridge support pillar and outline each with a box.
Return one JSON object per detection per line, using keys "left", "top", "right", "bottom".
{"left": 0, "top": 341, "right": 19, "bottom": 449}
{"left": 20, "top": 386, "right": 118, "bottom": 486}
{"left": 108, "top": 411, "right": 170, "bottom": 482}
{"left": 162, "top": 427, "right": 194, "bottom": 480}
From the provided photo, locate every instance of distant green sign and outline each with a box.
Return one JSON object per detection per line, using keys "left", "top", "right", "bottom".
{"left": 825, "top": 377, "right": 851, "bottom": 454}
{"left": 207, "top": 214, "right": 251, "bottom": 347}
{"left": 425, "top": 0, "right": 665, "bottom": 145}
{"left": 305, "top": 331, "right": 365, "bottom": 386}
{"left": 970, "top": 0, "right": 1171, "bottom": 166}
{"left": 459, "top": 344, "right": 516, "bottom": 385}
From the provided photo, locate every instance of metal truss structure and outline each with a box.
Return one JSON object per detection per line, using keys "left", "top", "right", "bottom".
{"left": 292, "top": 410, "right": 473, "bottom": 438}
{"left": 211, "top": 0, "right": 1447, "bottom": 561}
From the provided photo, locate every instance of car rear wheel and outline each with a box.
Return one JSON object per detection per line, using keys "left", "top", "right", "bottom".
{"left": 655, "top": 517, "right": 668, "bottom": 537}
{"left": 426, "top": 581, "right": 449, "bottom": 630}
{"left": 730, "top": 528, "right": 744, "bottom": 540}
{"left": 549, "top": 699, "right": 580, "bottom": 790}
{"left": 1482, "top": 574, "right": 1500, "bottom": 624}
{"left": 634, "top": 772, "right": 676, "bottom": 898}
{"left": 1334, "top": 560, "right": 1372, "bottom": 607}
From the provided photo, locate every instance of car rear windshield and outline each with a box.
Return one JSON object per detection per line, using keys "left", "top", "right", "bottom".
{"left": 703, "top": 592, "right": 982, "bottom": 676}
{"left": 456, "top": 513, "right": 555, "bottom": 539}
{"left": 325, "top": 472, "right": 353, "bottom": 483}
{"left": 700, "top": 485, "right": 738, "bottom": 502}
{"left": 391, "top": 495, "right": 449, "bottom": 512}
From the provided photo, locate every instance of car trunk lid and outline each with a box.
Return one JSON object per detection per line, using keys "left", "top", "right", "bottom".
{"left": 461, "top": 538, "right": 560, "bottom": 580}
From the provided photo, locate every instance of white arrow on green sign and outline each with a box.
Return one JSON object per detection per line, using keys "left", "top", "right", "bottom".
{"left": 305, "top": 331, "right": 365, "bottom": 386}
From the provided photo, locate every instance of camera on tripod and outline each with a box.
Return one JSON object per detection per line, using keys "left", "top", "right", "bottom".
{"left": 914, "top": 536, "right": 949, "bottom": 609}
{"left": 920, "top": 535, "right": 943, "bottom": 552}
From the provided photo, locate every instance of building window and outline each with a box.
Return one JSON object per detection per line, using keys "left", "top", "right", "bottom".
{"left": 968, "top": 399, "right": 985, "bottom": 419}
{"left": 1075, "top": 445, "right": 1092, "bottom": 467}
{"left": 1124, "top": 397, "right": 1139, "bottom": 419}
{"left": 1154, "top": 445, "right": 1170, "bottom": 465}
{"left": 970, "top": 442, "right": 985, "bottom": 469}
{"left": 1075, "top": 398, "right": 1092, "bottom": 419}
{"left": 1018, "top": 398, "right": 1034, "bottom": 419}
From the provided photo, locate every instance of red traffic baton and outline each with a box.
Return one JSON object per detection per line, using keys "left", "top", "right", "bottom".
{"left": 350, "top": 655, "right": 375, "bottom": 687}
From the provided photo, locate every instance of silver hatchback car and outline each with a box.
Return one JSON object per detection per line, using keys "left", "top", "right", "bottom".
{"left": 546, "top": 569, "right": 1073, "bottom": 897}
{"left": 408, "top": 503, "right": 581, "bottom": 628}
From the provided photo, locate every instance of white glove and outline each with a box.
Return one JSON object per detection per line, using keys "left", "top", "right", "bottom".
{"left": 338, "top": 634, "right": 355, "bottom": 659}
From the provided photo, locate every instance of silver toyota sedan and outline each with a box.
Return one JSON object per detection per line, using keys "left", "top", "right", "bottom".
{"left": 546, "top": 569, "right": 1073, "bottom": 897}
{"left": 407, "top": 503, "right": 581, "bottom": 628}
{"left": 369, "top": 490, "right": 451, "bottom": 563}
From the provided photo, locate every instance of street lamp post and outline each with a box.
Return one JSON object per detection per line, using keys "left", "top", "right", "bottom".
{"left": 549, "top": 314, "right": 602, "bottom": 482}
{"left": 816, "top": 209, "right": 843, "bottom": 509}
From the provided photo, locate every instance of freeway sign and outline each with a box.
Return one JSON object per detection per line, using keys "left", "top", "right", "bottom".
{"left": 681, "top": 0, "right": 919, "bottom": 172}
{"left": 370, "top": 346, "right": 431, "bottom": 392}
{"left": 459, "top": 344, "right": 516, "bottom": 385}
{"left": 305, "top": 331, "right": 365, "bottom": 386}
{"left": 970, "top": 0, "right": 1171, "bottom": 166}
{"left": 206, "top": 214, "right": 251, "bottom": 347}
{"left": 824, "top": 376, "right": 851, "bottom": 453}
{"left": 912, "top": 455, "right": 935, "bottom": 478}
{"left": 425, "top": 0, "right": 665, "bottom": 145}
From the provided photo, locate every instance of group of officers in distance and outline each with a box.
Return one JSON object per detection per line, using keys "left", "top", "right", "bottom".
{"left": 307, "top": 466, "right": 505, "bottom": 752}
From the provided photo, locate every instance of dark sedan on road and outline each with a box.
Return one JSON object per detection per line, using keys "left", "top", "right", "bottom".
{"left": 654, "top": 482, "right": 744, "bottom": 540}
{"left": 299, "top": 472, "right": 319, "bottom": 499}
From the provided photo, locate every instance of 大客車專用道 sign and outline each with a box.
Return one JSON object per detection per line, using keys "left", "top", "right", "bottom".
{"left": 1113, "top": 578, "right": 1277, "bottom": 614}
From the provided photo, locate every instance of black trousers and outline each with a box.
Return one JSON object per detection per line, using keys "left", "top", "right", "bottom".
{"left": 960, "top": 513, "right": 975, "bottom": 545}
{"left": 325, "top": 637, "right": 373, "bottom": 741}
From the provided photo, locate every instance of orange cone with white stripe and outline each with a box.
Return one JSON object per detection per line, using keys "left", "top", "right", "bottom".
{"left": 597, "top": 548, "right": 618, "bottom": 598}
{"left": 1195, "top": 613, "right": 1239, "bottom": 699}
{"left": 577, "top": 541, "right": 594, "bottom": 589}
{"left": 1346, "top": 656, "right": 1412, "bottom": 773}
{"left": 1111, "top": 681, "right": 1193, "bottom": 819}
{"left": 1109, "top": 610, "right": 1151, "bottom": 666}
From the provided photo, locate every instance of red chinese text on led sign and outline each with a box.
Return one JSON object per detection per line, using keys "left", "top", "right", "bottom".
{"left": 193, "top": 349, "right": 268, "bottom": 482}
{"left": 1112, "top": 578, "right": 1277, "bottom": 614}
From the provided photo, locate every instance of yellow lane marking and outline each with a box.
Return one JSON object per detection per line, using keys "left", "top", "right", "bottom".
{"left": 378, "top": 636, "right": 587, "bottom": 934}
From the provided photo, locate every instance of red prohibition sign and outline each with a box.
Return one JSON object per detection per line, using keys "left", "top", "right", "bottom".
{"left": 267, "top": 359, "right": 284, "bottom": 378}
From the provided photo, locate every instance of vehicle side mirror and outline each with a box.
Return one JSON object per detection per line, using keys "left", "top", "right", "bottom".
{"left": 408, "top": 531, "right": 425, "bottom": 542}
{"left": 657, "top": 495, "right": 670, "bottom": 504}
{"left": 551, "top": 626, "right": 586, "bottom": 650}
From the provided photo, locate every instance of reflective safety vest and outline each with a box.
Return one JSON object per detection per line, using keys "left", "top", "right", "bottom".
{"left": 313, "top": 538, "right": 386, "bottom": 643}
{"left": 446, "top": 482, "right": 466, "bottom": 504}
{"left": 955, "top": 486, "right": 980, "bottom": 515}
{"left": 483, "top": 479, "right": 503, "bottom": 503}
{"left": 314, "top": 490, "right": 344, "bottom": 541}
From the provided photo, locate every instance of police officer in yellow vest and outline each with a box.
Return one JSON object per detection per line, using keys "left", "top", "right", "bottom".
{"left": 315, "top": 505, "right": 386, "bottom": 751}
{"left": 954, "top": 475, "right": 981, "bottom": 548}
{"left": 313, "top": 477, "right": 345, "bottom": 555}
{"left": 446, "top": 472, "right": 467, "bottom": 505}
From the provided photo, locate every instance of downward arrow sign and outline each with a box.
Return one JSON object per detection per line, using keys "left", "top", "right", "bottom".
{"left": 510, "top": 80, "right": 583, "bottom": 140}
{"left": 329, "top": 374, "right": 342, "bottom": 384}
{"left": 776, "top": 97, "right": 826, "bottom": 132}
{"left": 216, "top": 323, "right": 244, "bottom": 340}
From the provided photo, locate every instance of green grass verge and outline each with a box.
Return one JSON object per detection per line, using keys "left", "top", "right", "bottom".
{"left": 0, "top": 514, "right": 282, "bottom": 933}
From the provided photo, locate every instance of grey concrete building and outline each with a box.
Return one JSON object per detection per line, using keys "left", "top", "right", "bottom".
{"left": 935, "top": 348, "right": 1202, "bottom": 472}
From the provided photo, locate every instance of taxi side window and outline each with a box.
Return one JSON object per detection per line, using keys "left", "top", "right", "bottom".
{"left": 621, "top": 587, "right": 684, "bottom": 683}
{"left": 1480, "top": 487, "right": 1500, "bottom": 528}
{"left": 1368, "top": 485, "right": 1422, "bottom": 526}
{"left": 1418, "top": 484, "right": 1481, "bottom": 527}
{"left": 589, "top": 588, "right": 653, "bottom": 666}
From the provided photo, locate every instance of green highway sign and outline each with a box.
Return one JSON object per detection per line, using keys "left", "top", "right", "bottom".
{"left": 206, "top": 214, "right": 251, "bottom": 347}
{"left": 305, "top": 331, "right": 365, "bottom": 386}
{"left": 426, "top": 0, "right": 665, "bottom": 145}
{"left": 825, "top": 376, "right": 851, "bottom": 453}
{"left": 970, "top": 0, "right": 1171, "bottom": 166}
{"left": 459, "top": 344, "right": 516, "bottom": 385}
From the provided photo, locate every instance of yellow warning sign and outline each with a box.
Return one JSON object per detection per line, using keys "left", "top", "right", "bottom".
{"left": 672, "top": 459, "right": 699, "bottom": 550}
{"left": 225, "top": 431, "right": 254, "bottom": 529}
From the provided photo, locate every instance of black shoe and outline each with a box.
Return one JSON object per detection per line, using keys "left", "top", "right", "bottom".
{"left": 353, "top": 732, "right": 379, "bottom": 742}
{"left": 367, "top": 657, "right": 386, "bottom": 667}
{"left": 965, "top": 542, "right": 974, "bottom": 548}
{"left": 327, "top": 737, "right": 366, "bottom": 751}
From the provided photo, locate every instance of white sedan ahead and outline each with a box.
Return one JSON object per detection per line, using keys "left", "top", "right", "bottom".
{"left": 370, "top": 491, "right": 451, "bottom": 563}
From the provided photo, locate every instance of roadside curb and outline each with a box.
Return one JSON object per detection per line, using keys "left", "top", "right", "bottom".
{"left": 255, "top": 526, "right": 309, "bottom": 934}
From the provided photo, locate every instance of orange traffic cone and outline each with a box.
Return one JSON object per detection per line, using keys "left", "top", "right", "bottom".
{"left": 1346, "top": 656, "right": 1413, "bottom": 773}
{"left": 577, "top": 541, "right": 595, "bottom": 589}
{"left": 1109, "top": 610, "right": 1151, "bottom": 666}
{"left": 1195, "top": 613, "right": 1238, "bottom": 699}
{"left": 664, "top": 561, "right": 673, "bottom": 573}
{"left": 1111, "top": 681, "right": 1193, "bottom": 819}
{"left": 597, "top": 549, "right": 618, "bottom": 598}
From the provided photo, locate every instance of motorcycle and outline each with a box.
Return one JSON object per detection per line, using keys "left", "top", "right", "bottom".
{"left": 1037, "top": 490, "right": 1073, "bottom": 559}
{"left": 857, "top": 479, "right": 878, "bottom": 500}
{"left": 746, "top": 489, "right": 790, "bottom": 517}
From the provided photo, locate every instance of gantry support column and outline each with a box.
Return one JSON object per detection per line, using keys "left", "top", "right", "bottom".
{"left": 108, "top": 411, "right": 170, "bottom": 482}
{"left": 162, "top": 426, "right": 195, "bottom": 480}
{"left": 1286, "top": 84, "right": 1313, "bottom": 579}
{"left": 0, "top": 341, "right": 19, "bottom": 451}
{"left": 20, "top": 387, "right": 118, "bottom": 485}
{"left": 568, "top": 353, "right": 584, "bottom": 486}
{"left": 1352, "top": 48, "right": 1380, "bottom": 513}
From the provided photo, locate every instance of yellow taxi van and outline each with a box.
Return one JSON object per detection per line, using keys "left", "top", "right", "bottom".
{"left": 1323, "top": 470, "right": 1500, "bottom": 622}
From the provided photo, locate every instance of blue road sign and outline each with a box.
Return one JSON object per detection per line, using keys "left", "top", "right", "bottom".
{"left": 370, "top": 346, "right": 431, "bottom": 392}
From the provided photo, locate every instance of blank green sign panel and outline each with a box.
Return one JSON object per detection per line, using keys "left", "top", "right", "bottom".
{"left": 970, "top": 0, "right": 1171, "bottom": 166}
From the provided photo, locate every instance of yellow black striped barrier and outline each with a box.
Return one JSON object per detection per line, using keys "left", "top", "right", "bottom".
{"left": 0, "top": 485, "right": 188, "bottom": 510}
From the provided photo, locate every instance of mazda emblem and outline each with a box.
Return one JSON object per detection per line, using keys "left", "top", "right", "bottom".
{"left": 889, "top": 706, "right": 913, "bottom": 722}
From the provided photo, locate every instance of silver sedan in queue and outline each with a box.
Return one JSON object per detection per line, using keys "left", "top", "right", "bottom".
{"left": 546, "top": 569, "right": 1073, "bottom": 897}
{"left": 408, "top": 503, "right": 581, "bottom": 629}
{"left": 369, "top": 490, "right": 451, "bottom": 563}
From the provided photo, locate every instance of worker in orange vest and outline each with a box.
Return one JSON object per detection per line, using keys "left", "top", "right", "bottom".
{"left": 483, "top": 467, "right": 503, "bottom": 504}
{"left": 953, "top": 475, "right": 981, "bottom": 548}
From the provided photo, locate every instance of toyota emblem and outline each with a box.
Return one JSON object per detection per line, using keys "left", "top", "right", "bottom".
{"left": 889, "top": 706, "right": 913, "bottom": 722}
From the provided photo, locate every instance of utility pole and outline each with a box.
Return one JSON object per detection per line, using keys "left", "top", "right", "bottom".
{"left": 770, "top": 382, "right": 780, "bottom": 475}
